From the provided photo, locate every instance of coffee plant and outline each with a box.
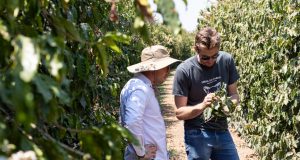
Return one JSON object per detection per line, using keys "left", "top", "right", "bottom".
{"left": 198, "top": 0, "right": 300, "bottom": 159}
{"left": 203, "top": 84, "right": 238, "bottom": 121}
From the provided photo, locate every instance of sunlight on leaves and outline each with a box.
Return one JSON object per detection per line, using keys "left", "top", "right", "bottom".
{"left": 134, "top": 17, "right": 145, "bottom": 28}
{"left": 50, "top": 54, "right": 63, "bottom": 78}
{"left": 13, "top": 7, "right": 19, "bottom": 17}
{"left": 0, "top": 20, "right": 10, "bottom": 40}
{"left": 13, "top": 36, "right": 40, "bottom": 82}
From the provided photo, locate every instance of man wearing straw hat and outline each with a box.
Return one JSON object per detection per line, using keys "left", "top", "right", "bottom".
{"left": 120, "top": 45, "right": 180, "bottom": 160}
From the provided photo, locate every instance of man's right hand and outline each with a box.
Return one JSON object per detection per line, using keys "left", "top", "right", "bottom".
{"left": 139, "top": 144, "right": 157, "bottom": 160}
{"left": 203, "top": 93, "right": 218, "bottom": 108}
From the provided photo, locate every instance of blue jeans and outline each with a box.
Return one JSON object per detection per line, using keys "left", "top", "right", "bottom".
{"left": 184, "top": 129, "right": 239, "bottom": 160}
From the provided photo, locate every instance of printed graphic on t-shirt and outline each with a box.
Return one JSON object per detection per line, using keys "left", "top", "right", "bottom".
{"left": 201, "top": 76, "right": 221, "bottom": 94}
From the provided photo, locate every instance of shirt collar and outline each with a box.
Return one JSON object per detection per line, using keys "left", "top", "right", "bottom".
{"left": 134, "top": 73, "right": 153, "bottom": 88}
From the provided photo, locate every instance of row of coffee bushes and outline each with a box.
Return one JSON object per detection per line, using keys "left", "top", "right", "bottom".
{"left": 0, "top": 1, "right": 141, "bottom": 159}
{"left": 198, "top": 0, "right": 299, "bottom": 159}
{"left": 0, "top": 0, "right": 191, "bottom": 159}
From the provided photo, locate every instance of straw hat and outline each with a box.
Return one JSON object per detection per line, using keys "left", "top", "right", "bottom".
{"left": 127, "top": 45, "right": 180, "bottom": 73}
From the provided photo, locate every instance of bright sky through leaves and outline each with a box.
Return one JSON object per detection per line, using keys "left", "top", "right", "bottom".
{"left": 150, "top": 0, "right": 218, "bottom": 32}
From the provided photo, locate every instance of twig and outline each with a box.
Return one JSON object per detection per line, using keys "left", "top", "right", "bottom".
{"left": 53, "top": 123, "right": 95, "bottom": 134}
{"left": 0, "top": 106, "right": 12, "bottom": 122}
{"left": 36, "top": 127, "right": 86, "bottom": 158}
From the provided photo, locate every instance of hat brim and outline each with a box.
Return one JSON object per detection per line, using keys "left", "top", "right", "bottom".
{"left": 127, "top": 57, "right": 180, "bottom": 73}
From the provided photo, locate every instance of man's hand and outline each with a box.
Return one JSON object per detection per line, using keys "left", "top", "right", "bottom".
{"left": 139, "top": 144, "right": 157, "bottom": 160}
{"left": 203, "top": 93, "right": 219, "bottom": 108}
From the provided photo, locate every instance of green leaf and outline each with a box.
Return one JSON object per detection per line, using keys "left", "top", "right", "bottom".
{"left": 105, "top": 32, "right": 130, "bottom": 44}
{"left": 102, "top": 38, "right": 121, "bottom": 54}
{"left": 63, "top": 20, "right": 83, "bottom": 42}
{"left": 79, "top": 23, "right": 94, "bottom": 41}
{"left": 155, "top": 0, "right": 181, "bottom": 34}
{"left": 51, "top": 16, "right": 82, "bottom": 42}
{"left": 50, "top": 86, "right": 70, "bottom": 106}
{"left": 76, "top": 55, "right": 88, "bottom": 80}
{"left": 204, "top": 107, "right": 213, "bottom": 121}
{"left": 95, "top": 44, "right": 108, "bottom": 75}
{"left": 98, "top": 32, "right": 130, "bottom": 54}
{"left": 33, "top": 75, "right": 53, "bottom": 103}
{"left": 33, "top": 72, "right": 70, "bottom": 106}
{"left": 80, "top": 96, "right": 87, "bottom": 109}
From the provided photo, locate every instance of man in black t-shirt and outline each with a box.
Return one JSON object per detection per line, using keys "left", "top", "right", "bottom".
{"left": 173, "top": 27, "right": 240, "bottom": 160}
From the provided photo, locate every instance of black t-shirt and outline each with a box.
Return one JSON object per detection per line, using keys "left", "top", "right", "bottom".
{"left": 172, "top": 51, "right": 240, "bottom": 130}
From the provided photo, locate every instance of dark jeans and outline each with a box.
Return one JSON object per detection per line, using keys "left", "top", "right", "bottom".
{"left": 184, "top": 129, "right": 239, "bottom": 160}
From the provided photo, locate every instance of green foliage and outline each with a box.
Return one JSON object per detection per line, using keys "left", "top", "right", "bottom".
{"left": 0, "top": 0, "right": 144, "bottom": 159}
{"left": 199, "top": 0, "right": 300, "bottom": 159}
{"left": 0, "top": 0, "right": 190, "bottom": 159}
{"left": 155, "top": 0, "right": 182, "bottom": 34}
{"left": 147, "top": 24, "right": 194, "bottom": 61}
{"left": 203, "top": 85, "right": 238, "bottom": 121}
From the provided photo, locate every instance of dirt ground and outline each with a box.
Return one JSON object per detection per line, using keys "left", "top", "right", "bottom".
{"left": 160, "top": 71, "right": 258, "bottom": 160}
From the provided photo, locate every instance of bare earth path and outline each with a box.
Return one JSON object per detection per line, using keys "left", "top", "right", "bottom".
{"left": 160, "top": 71, "right": 258, "bottom": 160}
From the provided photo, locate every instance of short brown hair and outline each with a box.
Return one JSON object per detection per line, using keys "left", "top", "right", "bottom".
{"left": 194, "top": 27, "right": 221, "bottom": 52}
